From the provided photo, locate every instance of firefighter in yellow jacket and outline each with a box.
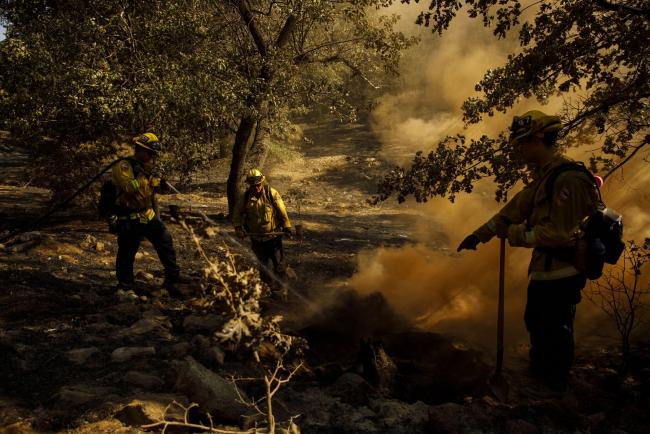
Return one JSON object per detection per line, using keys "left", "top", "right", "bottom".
{"left": 457, "top": 111, "right": 599, "bottom": 392}
{"left": 111, "top": 133, "right": 183, "bottom": 294}
{"left": 233, "top": 169, "right": 293, "bottom": 286}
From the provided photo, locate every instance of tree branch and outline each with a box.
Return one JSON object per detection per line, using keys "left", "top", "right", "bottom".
{"left": 275, "top": 14, "right": 297, "bottom": 49}
{"left": 293, "top": 37, "right": 367, "bottom": 62}
{"left": 594, "top": 0, "right": 650, "bottom": 17}
{"left": 235, "top": 0, "right": 268, "bottom": 56}
{"left": 604, "top": 138, "right": 649, "bottom": 180}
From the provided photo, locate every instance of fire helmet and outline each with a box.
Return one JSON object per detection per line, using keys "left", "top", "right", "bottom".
{"left": 509, "top": 110, "right": 562, "bottom": 144}
{"left": 133, "top": 132, "right": 162, "bottom": 153}
{"left": 246, "top": 168, "right": 265, "bottom": 185}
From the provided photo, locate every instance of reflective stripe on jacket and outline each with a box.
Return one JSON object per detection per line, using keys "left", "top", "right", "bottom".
{"left": 111, "top": 158, "right": 156, "bottom": 222}
{"left": 232, "top": 185, "right": 291, "bottom": 241}
{"left": 474, "top": 155, "right": 599, "bottom": 280}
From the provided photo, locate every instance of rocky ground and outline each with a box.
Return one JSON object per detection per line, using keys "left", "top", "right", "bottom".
{"left": 0, "top": 121, "right": 649, "bottom": 433}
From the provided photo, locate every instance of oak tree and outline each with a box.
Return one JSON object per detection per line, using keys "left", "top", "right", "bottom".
{"left": 378, "top": 0, "right": 649, "bottom": 203}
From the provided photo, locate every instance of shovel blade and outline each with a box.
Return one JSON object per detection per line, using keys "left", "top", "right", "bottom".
{"left": 488, "top": 372, "right": 510, "bottom": 402}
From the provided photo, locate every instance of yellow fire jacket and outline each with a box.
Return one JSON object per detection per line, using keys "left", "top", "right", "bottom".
{"left": 474, "top": 155, "right": 599, "bottom": 281}
{"left": 111, "top": 157, "right": 157, "bottom": 222}
{"left": 232, "top": 185, "right": 291, "bottom": 241}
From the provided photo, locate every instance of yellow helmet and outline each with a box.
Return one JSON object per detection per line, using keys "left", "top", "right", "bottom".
{"left": 133, "top": 132, "right": 162, "bottom": 152}
{"left": 509, "top": 110, "right": 562, "bottom": 144}
{"left": 246, "top": 168, "right": 265, "bottom": 185}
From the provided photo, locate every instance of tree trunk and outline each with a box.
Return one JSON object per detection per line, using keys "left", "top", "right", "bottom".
{"left": 245, "top": 101, "right": 272, "bottom": 171}
{"left": 226, "top": 115, "right": 256, "bottom": 216}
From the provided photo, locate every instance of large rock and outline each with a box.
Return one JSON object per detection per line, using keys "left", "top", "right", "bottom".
{"left": 124, "top": 371, "right": 164, "bottom": 389}
{"left": 194, "top": 342, "right": 226, "bottom": 368}
{"left": 169, "top": 341, "right": 192, "bottom": 358}
{"left": 56, "top": 385, "right": 114, "bottom": 405}
{"left": 328, "top": 373, "right": 374, "bottom": 405}
{"left": 111, "top": 346, "right": 155, "bottom": 363}
{"left": 183, "top": 314, "right": 224, "bottom": 333}
{"left": 118, "top": 315, "right": 173, "bottom": 341}
{"left": 65, "top": 347, "right": 100, "bottom": 365}
{"left": 207, "top": 346, "right": 226, "bottom": 366}
{"left": 371, "top": 399, "right": 429, "bottom": 432}
{"left": 428, "top": 403, "right": 474, "bottom": 434}
{"left": 427, "top": 400, "right": 499, "bottom": 434}
{"left": 173, "top": 356, "right": 249, "bottom": 422}
{"left": 283, "top": 386, "right": 378, "bottom": 433}
{"left": 505, "top": 419, "right": 540, "bottom": 434}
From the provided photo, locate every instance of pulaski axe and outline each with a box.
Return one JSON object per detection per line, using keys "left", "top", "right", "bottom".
{"left": 489, "top": 237, "right": 509, "bottom": 401}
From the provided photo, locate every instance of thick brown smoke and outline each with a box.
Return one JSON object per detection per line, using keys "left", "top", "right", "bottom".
{"left": 348, "top": 7, "right": 650, "bottom": 349}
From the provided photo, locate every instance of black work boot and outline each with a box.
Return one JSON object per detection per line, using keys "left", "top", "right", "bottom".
{"left": 163, "top": 273, "right": 193, "bottom": 297}
{"left": 163, "top": 279, "right": 182, "bottom": 297}
{"left": 115, "top": 282, "right": 139, "bottom": 301}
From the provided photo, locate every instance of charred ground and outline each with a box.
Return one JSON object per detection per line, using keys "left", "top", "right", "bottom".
{"left": 0, "top": 121, "right": 649, "bottom": 433}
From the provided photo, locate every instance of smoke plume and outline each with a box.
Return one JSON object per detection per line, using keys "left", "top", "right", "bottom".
{"left": 349, "top": 6, "right": 650, "bottom": 349}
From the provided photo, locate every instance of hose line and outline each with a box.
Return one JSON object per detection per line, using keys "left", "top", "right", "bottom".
{"left": 0, "top": 158, "right": 125, "bottom": 244}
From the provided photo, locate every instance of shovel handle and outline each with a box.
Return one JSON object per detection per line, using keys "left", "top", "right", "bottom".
{"left": 496, "top": 237, "right": 506, "bottom": 375}
{"left": 244, "top": 231, "right": 304, "bottom": 241}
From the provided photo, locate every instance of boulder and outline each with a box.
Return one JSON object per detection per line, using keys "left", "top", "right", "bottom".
{"left": 195, "top": 343, "right": 226, "bottom": 367}
{"left": 111, "top": 346, "right": 155, "bottom": 363}
{"left": 124, "top": 371, "right": 164, "bottom": 389}
{"left": 207, "top": 346, "right": 226, "bottom": 366}
{"left": 183, "top": 314, "right": 224, "bottom": 333}
{"left": 169, "top": 341, "right": 192, "bottom": 358}
{"left": 56, "top": 385, "right": 113, "bottom": 405}
{"left": 328, "top": 373, "right": 374, "bottom": 406}
{"left": 428, "top": 400, "right": 499, "bottom": 434}
{"left": 371, "top": 399, "right": 429, "bottom": 432}
{"left": 428, "top": 403, "right": 471, "bottom": 434}
{"left": 285, "top": 387, "right": 378, "bottom": 433}
{"left": 505, "top": 419, "right": 540, "bottom": 434}
{"left": 191, "top": 334, "right": 212, "bottom": 350}
{"left": 106, "top": 302, "right": 141, "bottom": 325}
{"left": 173, "top": 356, "right": 248, "bottom": 422}
{"left": 118, "top": 316, "right": 173, "bottom": 341}
{"left": 65, "top": 347, "right": 99, "bottom": 365}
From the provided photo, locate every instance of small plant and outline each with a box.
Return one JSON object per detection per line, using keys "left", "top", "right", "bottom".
{"left": 177, "top": 215, "right": 305, "bottom": 433}
{"left": 232, "top": 357, "right": 303, "bottom": 434}
{"left": 287, "top": 186, "right": 308, "bottom": 218}
{"left": 586, "top": 239, "right": 650, "bottom": 369}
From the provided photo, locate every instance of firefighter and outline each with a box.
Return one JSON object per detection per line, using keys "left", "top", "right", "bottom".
{"left": 232, "top": 168, "right": 293, "bottom": 288}
{"left": 111, "top": 132, "right": 185, "bottom": 295}
{"left": 457, "top": 110, "right": 599, "bottom": 392}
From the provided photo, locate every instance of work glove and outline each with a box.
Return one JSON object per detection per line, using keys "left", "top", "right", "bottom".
{"left": 235, "top": 227, "right": 246, "bottom": 239}
{"left": 282, "top": 227, "right": 294, "bottom": 238}
{"left": 149, "top": 168, "right": 162, "bottom": 187}
{"left": 107, "top": 214, "right": 119, "bottom": 234}
{"left": 457, "top": 234, "right": 480, "bottom": 252}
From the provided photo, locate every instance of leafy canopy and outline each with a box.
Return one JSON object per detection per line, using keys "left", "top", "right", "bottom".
{"left": 377, "top": 0, "right": 649, "bottom": 203}
{"left": 0, "top": 1, "right": 413, "bottom": 195}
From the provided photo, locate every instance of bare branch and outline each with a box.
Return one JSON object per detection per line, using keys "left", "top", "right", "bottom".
{"left": 594, "top": 0, "right": 650, "bottom": 17}
{"left": 604, "top": 139, "right": 649, "bottom": 180}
